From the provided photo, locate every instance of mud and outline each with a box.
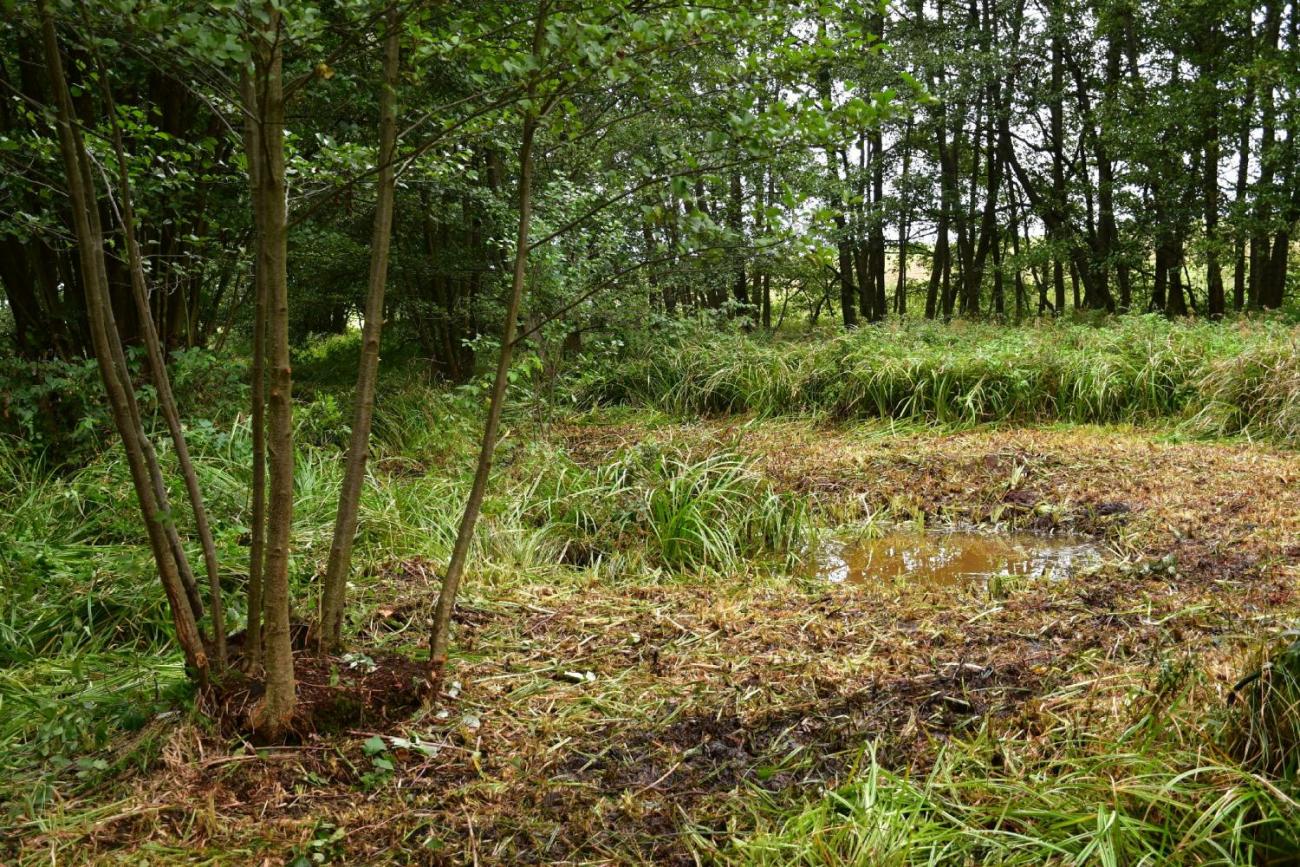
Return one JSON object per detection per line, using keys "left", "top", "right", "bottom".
{"left": 13, "top": 420, "right": 1300, "bottom": 865}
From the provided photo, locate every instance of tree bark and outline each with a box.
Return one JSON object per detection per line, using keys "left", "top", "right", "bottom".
{"left": 895, "top": 117, "right": 913, "bottom": 315}
{"left": 94, "top": 36, "right": 227, "bottom": 666}
{"left": 246, "top": 3, "right": 296, "bottom": 739}
{"left": 1200, "top": 20, "right": 1225, "bottom": 318}
{"left": 869, "top": 126, "right": 887, "bottom": 320}
{"left": 429, "top": 10, "right": 546, "bottom": 692}
{"left": 727, "top": 167, "right": 749, "bottom": 316}
{"left": 1233, "top": 70, "right": 1255, "bottom": 312}
{"left": 319, "top": 8, "right": 401, "bottom": 653}
{"left": 40, "top": 0, "right": 208, "bottom": 680}
{"left": 1249, "top": 0, "right": 1282, "bottom": 310}
{"left": 240, "top": 72, "right": 267, "bottom": 670}
{"left": 1049, "top": 3, "right": 1066, "bottom": 315}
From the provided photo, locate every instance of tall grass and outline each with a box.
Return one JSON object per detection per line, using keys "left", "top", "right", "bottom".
{"left": 533, "top": 446, "right": 808, "bottom": 573}
{"left": 0, "top": 380, "right": 808, "bottom": 785}
{"left": 4, "top": 320, "right": 1297, "bottom": 848}
{"left": 736, "top": 656, "right": 1300, "bottom": 867}
{"left": 734, "top": 742, "right": 1300, "bottom": 865}
{"left": 1225, "top": 631, "right": 1300, "bottom": 781}
{"left": 575, "top": 317, "right": 1300, "bottom": 442}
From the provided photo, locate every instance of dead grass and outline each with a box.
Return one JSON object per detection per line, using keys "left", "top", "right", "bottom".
{"left": 4, "top": 416, "right": 1299, "bottom": 865}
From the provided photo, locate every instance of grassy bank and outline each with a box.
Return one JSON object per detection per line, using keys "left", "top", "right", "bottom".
{"left": 576, "top": 317, "right": 1300, "bottom": 444}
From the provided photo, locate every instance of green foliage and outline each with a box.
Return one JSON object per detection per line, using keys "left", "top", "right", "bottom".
{"left": 288, "top": 820, "right": 348, "bottom": 867}
{"left": 1225, "top": 631, "right": 1300, "bottom": 781}
{"left": 0, "top": 354, "right": 108, "bottom": 466}
{"left": 736, "top": 741, "right": 1300, "bottom": 865}
{"left": 0, "top": 353, "right": 802, "bottom": 790}
{"left": 1190, "top": 335, "right": 1300, "bottom": 442}
{"left": 535, "top": 446, "right": 807, "bottom": 573}
{"left": 0, "top": 348, "right": 247, "bottom": 468}
{"left": 575, "top": 317, "right": 1300, "bottom": 443}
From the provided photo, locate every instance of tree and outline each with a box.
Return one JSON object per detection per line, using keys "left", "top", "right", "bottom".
{"left": 244, "top": 0, "right": 296, "bottom": 738}
{"left": 318, "top": 4, "right": 401, "bottom": 653}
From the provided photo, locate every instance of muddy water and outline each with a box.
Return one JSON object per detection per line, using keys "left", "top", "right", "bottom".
{"left": 809, "top": 530, "right": 1101, "bottom": 586}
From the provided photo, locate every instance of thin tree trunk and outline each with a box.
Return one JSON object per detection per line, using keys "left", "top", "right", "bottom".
{"left": 246, "top": 4, "right": 296, "bottom": 738}
{"left": 991, "top": 223, "right": 1004, "bottom": 316}
{"left": 40, "top": 0, "right": 208, "bottom": 680}
{"left": 816, "top": 64, "right": 856, "bottom": 328}
{"left": 1249, "top": 0, "right": 1282, "bottom": 310}
{"left": 1201, "top": 21, "right": 1225, "bottom": 318}
{"left": 242, "top": 72, "right": 267, "bottom": 670}
{"left": 1263, "top": 7, "right": 1298, "bottom": 310}
{"left": 319, "top": 8, "right": 401, "bottom": 653}
{"left": 1233, "top": 73, "right": 1255, "bottom": 311}
{"left": 728, "top": 167, "right": 748, "bottom": 316}
{"left": 1009, "top": 181, "right": 1026, "bottom": 319}
{"left": 94, "top": 41, "right": 227, "bottom": 666}
{"left": 762, "top": 274, "right": 771, "bottom": 329}
{"left": 869, "top": 129, "right": 886, "bottom": 320}
{"left": 429, "top": 31, "right": 545, "bottom": 692}
{"left": 895, "top": 118, "right": 913, "bottom": 315}
{"left": 1050, "top": 3, "right": 1066, "bottom": 316}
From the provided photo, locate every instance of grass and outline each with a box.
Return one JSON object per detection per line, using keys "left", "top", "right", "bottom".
{"left": 0, "top": 366, "right": 807, "bottom": 789}
{"left": 735, "top": 740, "right": 1300, "bottom": 865}
{"left": 575, "top": 316, "right": 1300, "bottom": 443}
{"left": 533, "top": 445, "right": 808, "bottom": 573}
{"left": 3, "top": 322, "right": 1300, "bottom": 863}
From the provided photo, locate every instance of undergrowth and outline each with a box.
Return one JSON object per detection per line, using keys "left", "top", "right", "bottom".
{"left": 574, "top": 316, "right": 1300, "bottom": 443}
{"left": 4, "top": 323, "right": 1300, "bottom": 862}
{"left": 734, "top": 741, "right": 1300, "bottom": 865}
{"left": 0, "top": 364, "right": 805, "bottom": 797}
{"left": 734, "top": 648, "right": 1300, "bottom": 866}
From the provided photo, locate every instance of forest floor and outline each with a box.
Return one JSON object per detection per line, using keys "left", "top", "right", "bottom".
{"left": 7, "top": 414, "right": 1300, "bottom": 864}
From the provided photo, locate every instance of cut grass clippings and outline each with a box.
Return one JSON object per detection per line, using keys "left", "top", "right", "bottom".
{"left": 3, "top": 362, "right": 1300, "bottom": 863}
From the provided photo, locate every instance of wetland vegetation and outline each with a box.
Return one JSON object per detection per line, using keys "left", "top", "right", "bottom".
{"left": 3, "top": 1, "right": 1300, "bottom": 864}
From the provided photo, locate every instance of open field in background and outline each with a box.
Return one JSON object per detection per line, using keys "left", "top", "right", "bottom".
{"left": 3, "top": 319, "right": 1300, "bottom": 864}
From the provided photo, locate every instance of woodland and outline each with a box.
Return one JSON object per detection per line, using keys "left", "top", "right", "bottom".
{"left": 2, "top": 0, "right": 1300, "bottom": 863}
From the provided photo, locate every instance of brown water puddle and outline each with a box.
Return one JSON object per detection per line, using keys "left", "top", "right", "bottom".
{"left": 808, "top": 530, "right": 1101, "bottom": 586}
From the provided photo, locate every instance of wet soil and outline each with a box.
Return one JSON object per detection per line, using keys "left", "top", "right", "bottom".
{"left": 206, "top": 628, "right": 428, "bottom": 742}
{"left": 806, "top": 529, "right": 1101, "bottom": 586}
{"left": 12, "top": 420, "right": 1300, "bottom": 865}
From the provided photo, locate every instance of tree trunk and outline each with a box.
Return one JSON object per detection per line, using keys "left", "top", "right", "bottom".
{"left": 95, "top": 39, "right": 226, "bottom": 666}
{"left": 866, "top": 128, "right": 886, "bottom": 321}
{"left": 40, "top": 0, "right": 208, "bottom": 681}
{"left": 1200, "top": 21, "right": 1225, "bottom": 318}
{"left": 895, "top": 118, "right": 913, "bottom": 315}
{"left": 726, "top": 167, "right": 750, "bottom": 318}
{"left": 1262, "top": 4, "right": 1298, "bottom": 310}
{"left": 1049, "top": 3, "right": 1066, "bottom": 316}
{"left": 1249, "top": 0, "right": 1282, "bottom": 310}
{"left": 1233, "top": 73, "right": 1255, "bottom": 311}
{"left": 319, "top": 9, "right": 401, "bottom": 652}
{"left": 246, "top": 4, "right": 296, "bottom": 739}
{"left": 429, "top": 14, "right": 546, "bottom": 691}
{"left": 241, "top": 71, "right": 267, "bottom": 671}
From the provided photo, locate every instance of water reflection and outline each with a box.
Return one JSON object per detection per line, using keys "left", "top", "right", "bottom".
{"left": 809, "top": 530, "right": 1101, "bottom": 586}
